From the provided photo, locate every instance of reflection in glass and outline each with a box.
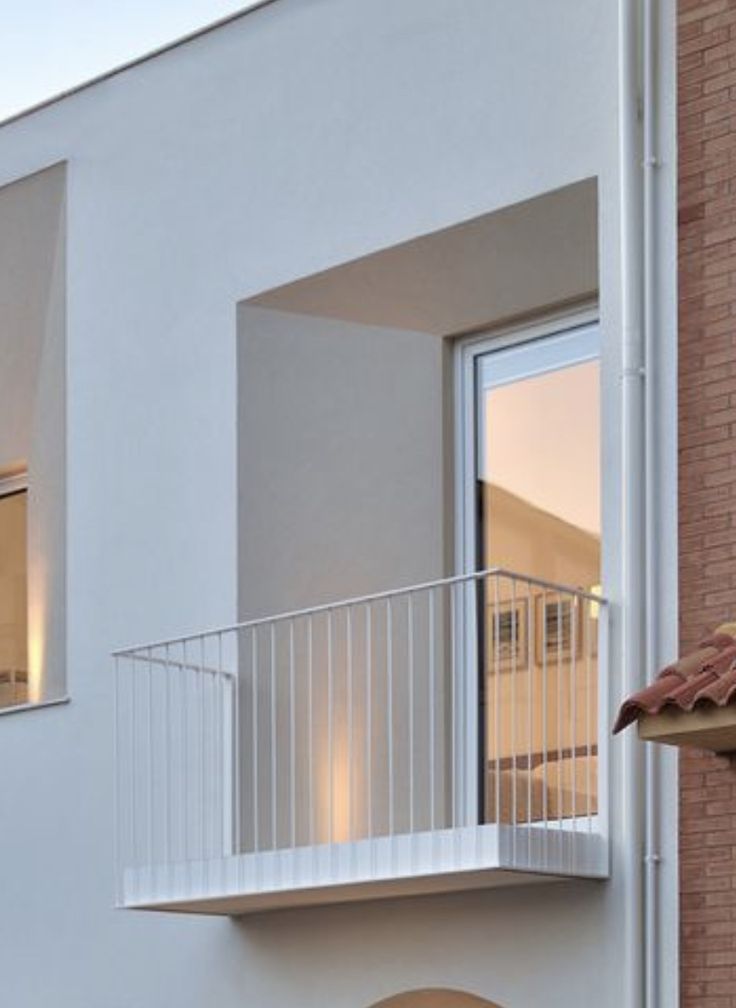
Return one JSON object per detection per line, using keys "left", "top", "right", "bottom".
{"left": 478, "top": 354, "right": 600, "bottom": 826}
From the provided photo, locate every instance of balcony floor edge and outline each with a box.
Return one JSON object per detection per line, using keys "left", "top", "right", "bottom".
{"left": 120, "top": 823, "right": 609, "bottom": 916}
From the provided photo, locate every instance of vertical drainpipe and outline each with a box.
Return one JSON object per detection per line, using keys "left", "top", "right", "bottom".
{"left": 619, "top": 0, "right": 647, "bottom": 1006}
{"left": 621, "top": 0, "right": 662, "bottom": 1004}
{"left": 642, "top": 0, "right": 661, "bottom": 1006}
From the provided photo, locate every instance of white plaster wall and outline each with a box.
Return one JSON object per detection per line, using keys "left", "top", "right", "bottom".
{"left": 238, "top": 306, "right": 447, "bottom": 614}
{"left": 0, "top": 1, "right": 678, "bottom": 1007}
{"left": 238, "top": 307, "right": 451, "bottom": 845}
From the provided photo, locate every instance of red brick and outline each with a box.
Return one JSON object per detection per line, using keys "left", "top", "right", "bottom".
{"left": 679, "top": 3, "right": 736, "bottom": 1004}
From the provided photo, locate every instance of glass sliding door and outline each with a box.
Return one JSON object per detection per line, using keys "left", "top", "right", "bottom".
{"left": 474, "top": 324, "right": 601, "bottom": 827}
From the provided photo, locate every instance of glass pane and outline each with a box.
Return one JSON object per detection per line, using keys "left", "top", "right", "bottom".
{"left": 0, "top": 491, "right": 28, "bottom": 708}
{"left": 480, "top": 358, "right": 600, "bottom": 584}
{"left": 479, "top": 350, "right": 600, "bottom": 827}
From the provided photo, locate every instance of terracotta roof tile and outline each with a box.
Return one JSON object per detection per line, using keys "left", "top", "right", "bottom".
{"left": 613, "top": 627, "right": 736, "bottom": 734}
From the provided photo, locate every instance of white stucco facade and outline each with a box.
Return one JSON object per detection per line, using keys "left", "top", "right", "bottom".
{"left": 0, "top": 2, "right": 678, "bottom": 1006}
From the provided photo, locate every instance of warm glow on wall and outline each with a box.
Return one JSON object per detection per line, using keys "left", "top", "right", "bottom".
{"left": 319, "top": 728, "right": 353, "bottom": 844}
{"left": 330, "top": 745, "right": 352, "bottom": 843}
{"left": 26, "top": 545, "right": 47, "bottom": 705}
{"left": 26, "top": 624, "right": 44, "bottom": 705}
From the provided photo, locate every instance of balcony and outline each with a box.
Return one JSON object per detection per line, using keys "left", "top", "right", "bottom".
{"left": 113, "top": 569, "right": 609, "bottom": 915}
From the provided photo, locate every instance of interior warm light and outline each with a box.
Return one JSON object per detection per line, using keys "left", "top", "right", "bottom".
{"left": 589, "top": 584, "right": 602, "bottom": 620}
{"left": 331, "top": 751, "right": 352, "bottom": 844}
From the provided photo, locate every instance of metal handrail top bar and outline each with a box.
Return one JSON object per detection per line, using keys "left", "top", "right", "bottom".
{"left": 112, "top": 566, "right": 608, "bottom": 658}
{"left": 119, "top": 652, "right": 237, "bottom": 679}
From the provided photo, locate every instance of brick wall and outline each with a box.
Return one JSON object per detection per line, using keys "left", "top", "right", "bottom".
{"left": 679, "top": 2, "right": 736, "bottom": 1006}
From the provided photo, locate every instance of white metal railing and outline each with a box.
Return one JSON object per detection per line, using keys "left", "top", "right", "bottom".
{"left": 113, "top": 568, "right": 608, "bottom": 905}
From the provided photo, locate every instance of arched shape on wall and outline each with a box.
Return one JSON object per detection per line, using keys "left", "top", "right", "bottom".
{"left": 369, "top": 990, "right": 502, "bottom": 1008}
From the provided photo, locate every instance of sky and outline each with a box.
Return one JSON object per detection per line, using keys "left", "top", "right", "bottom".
{"left": 0, "top": 1, "right": 262, "bottom": 121}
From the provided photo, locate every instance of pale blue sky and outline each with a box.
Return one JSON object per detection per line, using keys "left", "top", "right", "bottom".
{"left": 0, "top": 1, "right": 261, "bottom": 121}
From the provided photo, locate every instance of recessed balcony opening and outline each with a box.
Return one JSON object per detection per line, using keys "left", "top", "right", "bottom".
{"left": 113, "top": 179, "right": 607, "bottom": 914}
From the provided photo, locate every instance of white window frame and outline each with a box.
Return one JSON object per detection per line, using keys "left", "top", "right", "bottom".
{"left": 452, "top": 303, "right": 600, "bottom": 827}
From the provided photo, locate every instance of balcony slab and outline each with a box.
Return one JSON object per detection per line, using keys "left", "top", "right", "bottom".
{"left": 122, "top": 823, "right": 608, "bottom": 916}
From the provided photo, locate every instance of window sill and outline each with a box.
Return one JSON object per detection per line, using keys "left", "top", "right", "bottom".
{"left": 0, "top": 695, "right": 70, "bottom": 717}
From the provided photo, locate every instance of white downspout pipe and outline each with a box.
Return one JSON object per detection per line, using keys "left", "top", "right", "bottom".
{"left": 620, "top": 0, "right": 662, "bottom": 1005}
{"left": 642, "top": 0, "right": 661, "bottom": 1006}
{"left": 619, "top": 0, "right": 647, "bottom": 1006}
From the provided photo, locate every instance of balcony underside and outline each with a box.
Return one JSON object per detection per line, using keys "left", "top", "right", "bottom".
{"left": 122, "top": 823, "right": 608, "bottom": 916}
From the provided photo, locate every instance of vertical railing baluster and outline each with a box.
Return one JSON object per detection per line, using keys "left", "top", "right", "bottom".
{"left": 308, "top": 616, "right": 314, "bottom": 847}
{"left": 557, "top": 596, "right": 563, "bottom": 830}
{"left": 542, "top": 590, "right": 548, "bottom": 834}
{"left": 408, "top": 594, "right": 414, "bottom": 834}
{"left": 386, "top": 598, "right": 394, "bottom": 837}
{"left": 347, "top": 607, "right": 353, "bottom": 843}
{"left": 209, "top": 638, "right": 216, "bottom": 861}
{"left": 232, "top": 636, "right": 240, "bottom": 888}
{"left": 270, "top": 624, "right": 277, "bottom": 851}
{"left": 585, "top": 600, "right": 593, "bottom": 832}
{"left": 218, "top": 632, "right": 227, "bottom": 859}
{"left": 251, "top": 628, "right": 259, "bottom": 854}
{"left": 113, "top": 656, "right": 121, "bottom": 904}
{"left": 364, "top": 600, "right": 373, "bottom": 846}
{"left": 289, "top": 620, "right": 296, "bottom": 850}
{"left": 130, "top": 657, "right": 138, "bottom": 875}
{"left": 493, "top": 575, "right": 500, "bottom": 828}
{"left": 527, "top": 582, "right": 533, "bottom": 830}
{"left": 571, "top": 595, "right": 578, "bottom": 850}
{"left": 365, "top": 603, "right": 372, "bottom": 841}
{"left": 450, "top": 583, "right": 456, "bottom": 829}
{"left": 199, "top": 636, "right": 206, "bottom": 862}
{"left": 164, "top": 644, "right": 172, "bottom": 875}
{"left": 327, "top": 610, "right": 334, "bottom": 845}
{"left": 428, "top": 588, "right": 436, "bottom": 831}
{"left": 233, "top": 634, "right": 240, "bottom": 860}
{"left": 510, "top": 578, "right": 517, "bottom": 866}
{"left": 147, "top": 649, "right": 154, "bottom": 874}
{"left": 181, "top": 640, "right": 188, "bottom": 864}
